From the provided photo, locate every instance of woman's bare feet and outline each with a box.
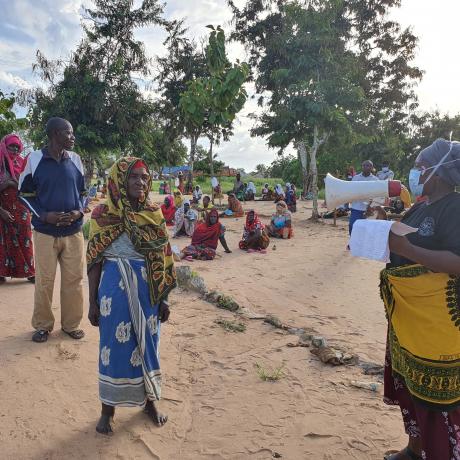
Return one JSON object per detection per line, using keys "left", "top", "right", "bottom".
{"left": 384, "top": 438, "right": 422, "bottom": 460}
{"left": 96, "top": 403, "right": 115, "bottom": 435}
{"left": 144, "top": 400, "right": 168, "bottom": 426}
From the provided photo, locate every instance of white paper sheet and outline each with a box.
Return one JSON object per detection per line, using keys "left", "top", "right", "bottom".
{"left": 349, "top": 219, "right": 394, "bottom": 262}
{"left": 349, "top": 218, "right": 420, "bottom": 263}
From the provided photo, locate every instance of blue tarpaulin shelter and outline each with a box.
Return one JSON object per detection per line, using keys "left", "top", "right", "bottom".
{"left": 161, "top": 166, "right": 190, "bottom": 175}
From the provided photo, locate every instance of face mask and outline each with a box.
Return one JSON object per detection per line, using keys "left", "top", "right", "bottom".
{"left": 409, "top": 168, "right": 424, "bottom": 197}
{"left": 409, "top": 141, "right": 459, "bottom": 197}
{"left": 382, "top": 167, "right": 389, "bottom": 173}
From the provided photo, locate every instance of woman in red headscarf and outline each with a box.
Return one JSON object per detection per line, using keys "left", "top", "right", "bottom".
{"left": 239, "top": 210, "right": 270, "bottom": 252}
{"left": 160, "top": 195, "right": 176, "bottom": 226}
{"left": 181, "top": 209, "right": 231, "bottom": 260}
{"left": 0, "top": 134, "right": 35, "bottom": 283}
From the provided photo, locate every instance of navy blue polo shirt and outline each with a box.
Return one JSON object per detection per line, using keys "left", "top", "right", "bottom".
{"left": 19, "top": 148, "right": 86, "bottom": 237}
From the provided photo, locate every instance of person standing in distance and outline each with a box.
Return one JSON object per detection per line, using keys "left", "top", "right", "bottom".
{"left": 348, "top": 160, "right": 378, "bottom": 235}
{"left": 19, "top": 117, "right": 86, "bottom": 343}
{"left": 377, "top": 160, "right": 395, "bottom": 181}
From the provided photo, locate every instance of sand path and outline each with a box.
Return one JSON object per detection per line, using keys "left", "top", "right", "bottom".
{"left": 0, "top": 198, "right": 406, "bottom": 459}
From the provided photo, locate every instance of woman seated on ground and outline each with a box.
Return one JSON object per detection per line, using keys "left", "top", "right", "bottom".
{"left": 196, "top": 195, "right": 213, "bottom": 221}
{"left": 173, "top": 190, "right": 183, "bottom": 208}
{"left": 220, "top": 193, "right": 244, "bottom": 218}
{"left": 274, "top": 184, "right": 285, "bottom": 203}
{"left": 181, "top": 209, "right": 232, "bottom": 260}
{"left": 191, "top": 185, "right": 202, "bottom": 204}
{"left": 261, "top": 183, "right": 274, "bottom": 201}
{"left": 160, "top": 195, "right": 176, "bottom": 226}
{"left": 173, "top": 200, "right": 198, "bottom": 237}
{"left": 245, "top": 182, "right": 256, "bottom": 201}
{"left": 239, "top": 210, "right": 270, "bottom": 252}
{"left": 267, "top": 201, "right": 293, "bottom": 239}
{"left": 285, "top": 183, "right": 297, "bottom": 213}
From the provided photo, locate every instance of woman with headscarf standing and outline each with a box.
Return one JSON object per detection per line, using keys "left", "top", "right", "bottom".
{"left": 378, "top": 139, "right": 460, "bottom": 460}
{"left": 87, "top": 158, "right": 177, "bottom": 434}
{"left": 239, "top": 210, "right": 270, "bottom": 252}
{"left": 0, "top": 134, "right": 35, "bottom": 283}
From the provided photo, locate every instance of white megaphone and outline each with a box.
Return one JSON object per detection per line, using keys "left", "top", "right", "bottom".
{"left": 324, "top": 173, "right": 401, "bottom": 210}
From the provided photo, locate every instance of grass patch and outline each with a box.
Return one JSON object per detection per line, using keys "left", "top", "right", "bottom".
{"left": 215, "top": 319, "right": 246, "bottom": 333}
{"left": 216, "top": 295, "right": 240, "bottom": 312}
{"left": 255, "top": 362, "right": 285, "bottom": 382}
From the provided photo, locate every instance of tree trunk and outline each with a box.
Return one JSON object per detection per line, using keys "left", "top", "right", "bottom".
{"left": 310, "top": 126, "right": 330, "bottom": 220}
{"left": 297, "top": 140, "right": 309, "bottom": 199}
{"left": 187, "top": 135, "right": 197, "bottom": 194}
{"left": 209, "top": 136, "right": 214, "bottom": 177}
{"left": 83, "top": 154, "right": 95, "bottom": 187}
{"left": 310, "top": 128, "right": 320, "bottom": 219}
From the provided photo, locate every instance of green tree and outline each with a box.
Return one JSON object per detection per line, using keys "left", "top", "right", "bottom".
{"left": 229, "top": 0, "right": 422, "bottom": 217}
{"left": 26, "top": 0, "right": 171, "bottom": 181}
{"left": 155, "top": 21, "right": 208, "bottom": 176}
{"left": 194, "top": 144, "right": 225, "bottom": 174}
{"left": 251, "top": 163, "right": 269, "bottom": 177}
{"left": 0, "top": 91, "right": 27, "bottom": 139}
{"left": 179, "top": 26, "right": 249, "bottom": 191}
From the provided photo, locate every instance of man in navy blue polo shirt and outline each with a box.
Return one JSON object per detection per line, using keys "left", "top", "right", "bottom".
{"left": 19, "top": 117, "right": 86, "bottom": 343}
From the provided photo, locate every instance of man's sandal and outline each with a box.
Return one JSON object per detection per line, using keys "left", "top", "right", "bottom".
{"left": 61, "top": 329, "right": 85, "bottom": 340}
{"left": 32, "top": 330, "right": 49, "bottom": 343}
{"left": 384, "top": 447, "right": 423, "bottom": 460}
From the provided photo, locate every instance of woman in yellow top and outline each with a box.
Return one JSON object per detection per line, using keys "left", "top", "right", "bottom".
{"left": 379, "top": 139, "right": 460, "bottom": 460}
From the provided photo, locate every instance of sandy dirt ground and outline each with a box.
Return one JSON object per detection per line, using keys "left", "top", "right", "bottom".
{"left": 0, "top": 196, "right": 407, "bottom": 460}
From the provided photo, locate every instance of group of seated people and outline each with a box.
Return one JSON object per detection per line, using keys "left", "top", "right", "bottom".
{"left": 168, "top": 194, "right": 294, "bottom": 260}
{"left": 160, "top": 182, "right": 295, "bottom": 260}
{"left": 260, "top": 183, "right": 296, "bottom": 211}
{"left": 273, "top": 183, "right": 297, "bottom": 212}
{"left": 229, "top": 173, "right": 259, "bottom": 201}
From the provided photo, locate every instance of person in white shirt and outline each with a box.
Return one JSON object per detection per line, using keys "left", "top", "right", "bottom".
{"left": 349, "top": 160, "right": 377, "bottom": 235}
{"left": 377, "top": 161, "right": 394, "bottom": 181}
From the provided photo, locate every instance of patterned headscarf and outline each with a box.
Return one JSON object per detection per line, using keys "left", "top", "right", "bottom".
{"left": 87, "top": 157, "right": 176, "bottom": 304}
{"left": 0, "top": 133, "right": 25, "bottom": 180}
{"left": 174, "top": 190, "right": 183, "bottom": 207}
{"left": 245, "top": 209, "right": 265, "bottom": 232}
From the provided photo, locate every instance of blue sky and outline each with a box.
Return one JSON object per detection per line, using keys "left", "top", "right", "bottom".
{"left": 1, "top": 0, "right": 459, "bottom": 170}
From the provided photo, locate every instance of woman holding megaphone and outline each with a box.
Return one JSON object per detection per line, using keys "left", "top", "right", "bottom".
{"left": 376, "top": 139, "right": 460, "bottom": 460}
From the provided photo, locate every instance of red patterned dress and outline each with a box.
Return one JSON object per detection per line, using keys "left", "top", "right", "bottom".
{"left": 0, "top": 133, "right": 34, "bottom": 279}
{"left": 0, "top": 184, "right": 35, "bottom": 278}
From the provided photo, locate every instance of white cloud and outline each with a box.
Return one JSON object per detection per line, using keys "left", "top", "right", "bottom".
{"left": 0, "top": 71, "right": 32, "bottom": 91}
